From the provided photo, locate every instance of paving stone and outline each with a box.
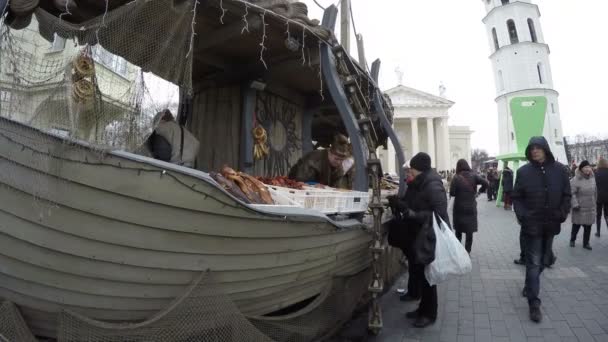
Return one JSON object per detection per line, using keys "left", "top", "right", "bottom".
{"left": 582, "top": 319, "right": 605, "bottom": 335}
{"left": 554, "top": 322, "right": 576, "bottom": 337}
{"left": 572, "top": 327, "right": 594, "bottom": 341}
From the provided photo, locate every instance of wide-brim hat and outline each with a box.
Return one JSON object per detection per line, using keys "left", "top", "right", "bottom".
{"left": 329, "top": 134, "right": 351, "bottom": 159}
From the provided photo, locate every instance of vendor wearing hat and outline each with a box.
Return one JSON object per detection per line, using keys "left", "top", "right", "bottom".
{"left": 288, "top": 134, "right": 353, "bottom": 189}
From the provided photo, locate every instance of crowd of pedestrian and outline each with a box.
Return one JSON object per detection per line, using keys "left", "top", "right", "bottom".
{"left": 388, "top": 136, "right": 608, "bottom": 327}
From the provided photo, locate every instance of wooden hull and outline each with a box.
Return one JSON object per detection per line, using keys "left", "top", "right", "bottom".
{"left": 0, "top": 118, "right": 372, "bottom": 338}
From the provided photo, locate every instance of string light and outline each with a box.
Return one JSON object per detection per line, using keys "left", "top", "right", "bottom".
{"left": 185, "top": 0, "right": 200, "bottom": 59}
{"left": 95, "top": 0, "right": 110, "bottom": 45}
{"left": 259, "top": 11, "right": 268, "bottom": 69}
{"left": 241, "top": 4, "right": 249, "bottom": 34}
{"left": 318, "top": 41, "right": 324, "bottom": 101}
{"left": 219, "top": 0, "right": 227, "bottom": 24}
{"left": 300, "top": 29, "right": 306, "bottom": 65}
{"left": 59, "top": 0, "right": 73, "bottom": 21}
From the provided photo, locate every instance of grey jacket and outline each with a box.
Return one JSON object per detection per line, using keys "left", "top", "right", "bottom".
{"left": 571, "top": 170, "right": 597, "bottom": 225}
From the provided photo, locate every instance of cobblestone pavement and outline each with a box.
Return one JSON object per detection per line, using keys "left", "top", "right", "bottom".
{"left": 331, "top": 200, "right": 608, "bottom": 342}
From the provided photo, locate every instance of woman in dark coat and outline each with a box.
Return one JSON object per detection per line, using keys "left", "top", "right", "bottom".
{"left": 502, "top": 163, "right": 514, "bottom": 210}
{"left": 389, "top": 152, "right": 450, "bottom": 328}
{"left": 595, "top": 158, "right": 608, "bottom": 236}
{"left": 449, "top": 159, "right": 488, "bottom": 254}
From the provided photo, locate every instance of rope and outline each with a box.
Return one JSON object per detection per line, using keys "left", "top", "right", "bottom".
{"left": 312, "top": 0, "right": 326, "bottom": 11}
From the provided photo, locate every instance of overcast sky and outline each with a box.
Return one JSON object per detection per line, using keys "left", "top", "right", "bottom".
{"left": 301, "top": 0, "right": 608, "bottom": 155}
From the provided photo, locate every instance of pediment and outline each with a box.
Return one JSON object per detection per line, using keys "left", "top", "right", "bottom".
{"left": 385, "top": 85, "right": 454, "bottom": 108}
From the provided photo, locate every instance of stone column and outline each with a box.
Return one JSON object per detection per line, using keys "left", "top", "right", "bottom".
{"left": 426, "top": 117, "right": 436, "bottom": 167}
{"left": 440, "top": 117, "right": 451, "bottom": 171}
{"left": 411, "top": 118, "right": 419, "bottom": 156}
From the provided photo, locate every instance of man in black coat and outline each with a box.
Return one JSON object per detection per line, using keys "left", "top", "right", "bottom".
{"left": 388, "top": 152, "right": 450, "bottom": 328}
{"left": 512, "top": 136, "right": 571, "bottom": 323}
{"left": 486, "top": 169, "right": 496, "bottom": 201}
{"left": 595, "top": 158, "right": 608, "bottom": 236}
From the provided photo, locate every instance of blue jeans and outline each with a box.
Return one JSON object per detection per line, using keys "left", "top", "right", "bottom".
{"left": 523, "top": 233, "right": 555, "bottom": 307}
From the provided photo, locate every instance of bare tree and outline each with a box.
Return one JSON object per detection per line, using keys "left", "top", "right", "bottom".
{"left": 471, "top": 148, "right": 490, "bottom": 171}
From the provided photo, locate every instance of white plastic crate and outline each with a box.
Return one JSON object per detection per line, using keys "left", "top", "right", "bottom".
{"left": 267, "top": 186, "right": 370, "bottom": 214}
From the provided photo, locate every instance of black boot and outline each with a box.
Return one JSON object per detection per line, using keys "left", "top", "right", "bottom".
{"left": 413, "top": 316, "right": 435, "bottom": 328}
{"left": 584, "top": 245, "right": 593, "bottom": 250}
{"left": 400, "top": 293, "right": 421, "bottom": 302}
{"left": 529, "top": 306, "right": 542, "bottom": 323}
{"left": 405, "top": 310, "right": 419, "bottom": 319}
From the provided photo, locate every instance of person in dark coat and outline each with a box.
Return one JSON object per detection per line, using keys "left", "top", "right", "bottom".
{"left": 389, "top": 161, "right": 421, "bottom": 303}
{"left": 486, "top": 168, "right": 496, "bottom": 201}
{"left": 502, "top": 163, "right": 514, "bottom": 210}
{"left": 512, "top": 136, "right": 571, "bottom": 323}
{"left": 388, "top": 152, "right": 449, "bottom": 328}
{"left": 288, "top": 134, "right": 353, "bottom": 189}
{"left": 595, "top": 158, "right": 608, "bottom": 237}
{"left": 449, "top": 159, "right": 488, "bottom": 254}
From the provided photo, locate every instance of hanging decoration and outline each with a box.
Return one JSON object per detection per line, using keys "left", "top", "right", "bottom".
{"left": 71, "top": 52, "right": 96, "bottom": 104}
{"left": 252, "top": 125, "right": 270, "bottom": 160}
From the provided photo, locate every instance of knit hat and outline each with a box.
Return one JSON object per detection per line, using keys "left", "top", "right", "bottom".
{"left": 410, "top": 152, "right": 432, "bottom": 172}
{"left": 579, "top": 160, "right": 590, "bottom": 170}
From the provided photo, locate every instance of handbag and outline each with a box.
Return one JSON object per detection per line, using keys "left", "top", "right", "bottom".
{"left": 387, "top": 217, "right": 405, "bottom": 248}
{"left": 411, "top": 212, "right": 436, "bottom": 265}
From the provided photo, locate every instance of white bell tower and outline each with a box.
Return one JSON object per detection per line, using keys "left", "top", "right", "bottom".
{"left": 482, "top": 0, "right": 567, "bottom": 162}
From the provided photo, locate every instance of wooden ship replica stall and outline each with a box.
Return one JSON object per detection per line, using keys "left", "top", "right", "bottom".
{"left": 0, "top": 0, "right": 407, "bottom": 340}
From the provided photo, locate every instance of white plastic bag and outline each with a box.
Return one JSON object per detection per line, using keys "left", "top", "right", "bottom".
{"left": 424, "top": 213, "right": 472, "bottom": 286}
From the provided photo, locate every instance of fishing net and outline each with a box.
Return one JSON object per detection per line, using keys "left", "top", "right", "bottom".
{"left": 0, "top": 301, "right": 37, "bottom": 342}
{"left": 0, "top": 0, "right": 186, "bottom": 220}
{"left": 58, "top": 270, "right": 371, "bottom": 342}
{"left": 0, "top": 0, "right": 189, "bottom": 150}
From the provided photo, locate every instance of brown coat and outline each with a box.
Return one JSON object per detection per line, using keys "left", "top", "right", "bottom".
{"left": 288, "top": 149, "right": 353, "bottom": 188}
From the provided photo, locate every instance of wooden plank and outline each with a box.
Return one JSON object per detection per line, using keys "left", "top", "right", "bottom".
{"left": 240, "top": 87, "right": 256, "bottom": 173}
{"left": 302, "top": 105, "right": 315, "bottom": 154}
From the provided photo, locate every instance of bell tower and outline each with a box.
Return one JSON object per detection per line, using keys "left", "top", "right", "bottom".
{"left": 482, "top": 0, "right": 567, "bottom": 162}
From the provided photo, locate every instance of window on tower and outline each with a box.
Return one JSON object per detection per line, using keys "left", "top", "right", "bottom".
{"left": 528, "top": 19, "right": 538, "bottom": 43}
{"left": 502, "top": 0, "right": 510, "bottom": 5}
{"left": 492, "top": 28, "right": 500, "bottom": 51}
{"left": 537, "top": 63, "right": 544, "bottom": 84}
{"left": 507, "top": 20, "right": 519, "bottom": 44}
{"left": 498, "top": 70, "right": 505, "bottom": 91}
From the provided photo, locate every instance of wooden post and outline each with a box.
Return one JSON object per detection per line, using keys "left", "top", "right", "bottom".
{"left": 356, "top": 33, "right": 366, "bottom": 69}
{"left": 340, "top": 0, "right": 350, "bottom": 54}
{"left": 240, "top": 87, "right": 256, "bottom": 174}
{"left": 302, "top": 105, "right": 315, "bottom": 154}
